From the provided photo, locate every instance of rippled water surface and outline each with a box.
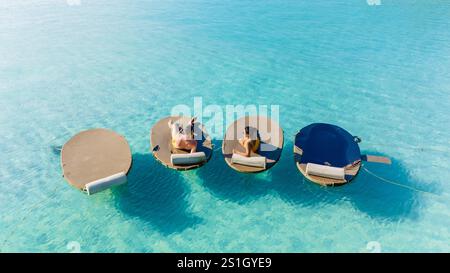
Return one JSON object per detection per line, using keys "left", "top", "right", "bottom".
{"left": 1, "top": 0, "right": 450, "bottom": 252}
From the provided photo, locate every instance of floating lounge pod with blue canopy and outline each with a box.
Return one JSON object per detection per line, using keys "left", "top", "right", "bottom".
{"left": 294, "top": 123, "right": 390, "bottom": 186}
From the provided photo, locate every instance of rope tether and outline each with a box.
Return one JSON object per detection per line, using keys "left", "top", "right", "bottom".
{"left": 362, "top": 165, "right": 439, "bottom": 197}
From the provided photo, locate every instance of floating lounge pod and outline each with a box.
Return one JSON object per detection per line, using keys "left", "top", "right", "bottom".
{"left": 222, "top": 116, "right": 284, "bottom": 173}
{"left": 294, "top": 123, "right": 362, "bottom": 186}
{"left": 293, "top": 123, "right": 391, "bottom": 186}
{"left": 150, "top": 116, "right": 213, "bottom": 171}
{"left": 61, "top": 129, "right": 132, "bottom": 195}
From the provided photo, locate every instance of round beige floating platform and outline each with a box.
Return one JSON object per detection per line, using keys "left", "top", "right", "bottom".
{"left": 150, "top": 116, "right": 213, "bottom": 171}
{"left": 61, "top": 128, "right": 132, "bottom": 190}
{"left": 222, "top": 116, "right": 284, "bottom": 173}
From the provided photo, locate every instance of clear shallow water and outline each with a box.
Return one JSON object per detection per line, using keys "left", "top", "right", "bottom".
{"left": 1, "top": 0, "right": 450, "bottom": 252}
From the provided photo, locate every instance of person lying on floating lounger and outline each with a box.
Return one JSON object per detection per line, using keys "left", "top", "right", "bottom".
{"left": 168, "top": 117, "right": 197, "bottom": 153}
{"left": 233, "top": 126, "right": 261, "bottom": 157}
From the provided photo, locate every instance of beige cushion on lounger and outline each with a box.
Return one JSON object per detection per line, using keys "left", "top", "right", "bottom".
{"left": 171, "top": 152, "right": 206, "bottom": 165}
{"left": 231, "top": 153, "right": 267, "bottom": 169}
{"left": 84, "top": 172, "right": 127, "bottom": 195}
{"left": 306, "top": 163, "right": 345, "bottom": 180}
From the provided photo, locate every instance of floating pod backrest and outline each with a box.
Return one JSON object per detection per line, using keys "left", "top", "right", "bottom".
{"left": 84, "top": 172, "right": 127, "bottom": 195}
{"left": 306, "top": 163, "right": 345, "bottom": 180}
{"left": 231, "top": 154, "right": 267, "bottom": 169}
{"left": 171, "top": 152, "right": 206, "bottom": 165}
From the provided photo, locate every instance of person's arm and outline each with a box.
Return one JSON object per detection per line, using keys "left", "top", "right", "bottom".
{"left": 238, "top": 138, "right": 245, "bottom": 146}
{"left": 189, "top": 117, "right": 197, "bottom": 138}
{"left": 233, "top": 141, "right": 251, "bottom": 157}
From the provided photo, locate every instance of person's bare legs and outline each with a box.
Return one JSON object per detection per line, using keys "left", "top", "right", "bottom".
{"left": 233, "top": 140, "right": 251, "bottom": 157}
{"left": 188, "top": 140, "right": 197, "bottom": 153}
{"left": 190, "top": 145, "right": 197, "bottom": 153}
{"left": 239, "top": 138, "right": 245, "bottom": 147}
{"left": 179, "top": 140, "right": 197, "bottom": 153}
{"left": 344, "top": 159, "right": 361, "bottom": 169}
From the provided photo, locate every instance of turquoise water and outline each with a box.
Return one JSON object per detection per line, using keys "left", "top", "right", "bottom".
{"left": 1, "top": 0, "right": 450, "bottom": 252}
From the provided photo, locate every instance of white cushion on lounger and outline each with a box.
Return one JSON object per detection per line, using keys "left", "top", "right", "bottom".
{"left": 231, "top": 153, "right": 266, "bottom": 169}
{"left": 85, "top": 172, "right": 127, "bottom": 195}
{"left": 171, "top": 152, "right": 206, "bottom": 165}
{"left": 306, "top": 163, "right": 345, "bottom": 180}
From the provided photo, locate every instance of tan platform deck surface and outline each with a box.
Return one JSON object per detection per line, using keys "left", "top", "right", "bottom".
{"left": 61, "top": 129, "right": 132, "bottom": 189}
